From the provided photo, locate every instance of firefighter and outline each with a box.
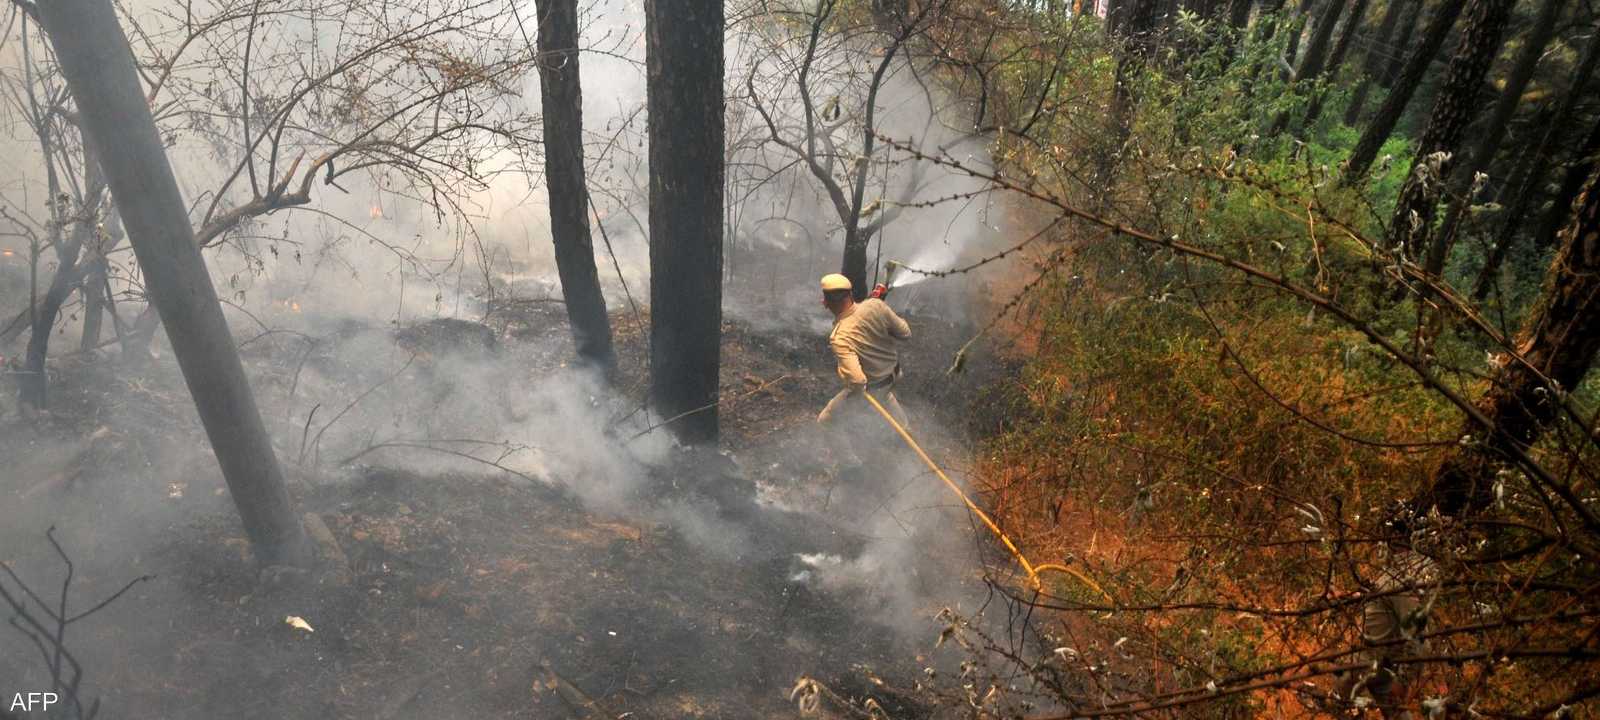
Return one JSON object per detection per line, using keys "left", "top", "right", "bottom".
{"left": 817, "top": 273, "right": 911, "bottom": 477}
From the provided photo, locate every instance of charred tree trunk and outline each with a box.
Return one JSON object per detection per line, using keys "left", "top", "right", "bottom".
{"left": 645, "top": 0, "right": 724, "bottom": 445}
{"left": 79, "top": 263, "right": 106, "bottom": 351}
{"left": 1420, "top": 161, "right": 1600, "bottom": 518}
{"left": 19, "top": 240, "right": 85, "bottom": 408}
{"left": 535, "top": 0, "right": 615, "bottom": 370}
{"left": 37, "top": 0, "right": 308, "bottom": 567}
{"left": 1343, "top": 0, "right": 1469, "bottom": 184}
{"left": 1472, "top": 31, "right": 1600, "bottom": 300}
{"left": 78, "top": 210, "right": 124, "bottom": 353}
{"left": 1387, "top": 0, "right": 1516, "bottom": 258}
{"left": 1343, "top": 0, "right": 1414, "bottom": 126}
{"left": 1423, "top": 0, "right": 1568, "bottom": 276}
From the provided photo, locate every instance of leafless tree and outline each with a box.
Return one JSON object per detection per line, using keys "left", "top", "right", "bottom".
{"left": 1, "top": 0, "right": 543, "bottom": 403}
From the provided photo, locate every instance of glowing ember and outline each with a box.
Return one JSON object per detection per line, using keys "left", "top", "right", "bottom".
{"left": 1, "top": 249, "right": 13, "bottom": 257}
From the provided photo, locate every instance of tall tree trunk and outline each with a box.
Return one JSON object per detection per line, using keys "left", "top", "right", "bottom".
{"left": 1218, "top": 0, "right": 1253, "bottom": 62}
{"left": 1105, "top": 0, "right": 1127, "bottom": 37}
{"left": 79, "top": 259, "right": 107, "bottom": 351}
{"left": 1343, "top": 0, "right": 1469, "bottom": 184}
{"left": 1420, "top": 160, "right": 1600, "bottom": 518}
{"left": 1097, "top": 0, "right": 1160, "bottom": 210}
{"left": 1292, "top": 0, "right": 1344, "bottom": 83}
{"left": 1376, "top": 0, "right": 1426, "bottom": 89}
{"left": 1320, "top": 0, "right": 1366, "bottom": 77}
{"left": 78, "top": 209, "right": 124, "bottom": 353}
{"left": 1094, "top": 0, "right": 1158, "bottom": 209}
{"left": 1238, "top": 0, "right": 1290, "bottom": 102}
{"left": 645, "top": 0, "right": 725, "bottom": 445}
{"left": 1344, "top": 0, "right": 1414, "bottom": 126}
{"left": 1472, "top": 31, "right": 1600, "bottom": 300}
{"left": 1280, "top": 0, "right": 1316, "bottom": 75}
{"left": 1226, "top": 0, "right": 1252, "bottom": 30}
{"left": 1534, "top": 117, "right": 1600, "bottom": 249}
{"left": 37, "top": 0, "right": 308, "bottom": 567}
{"left": 535, "top": 0, "right": 615, "bottom": 370}
{"left": 1387, "top": 0, "right": 1516, "bottom": 258}
{"left": 1423, "top": 0, "right": 1568, "bottom": 275}
{"left": 1281, "top": 0, "right": 1361, "bottom": 133}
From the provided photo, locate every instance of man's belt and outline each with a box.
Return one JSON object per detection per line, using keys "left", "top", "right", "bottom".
{"left": 867, "top": 364, "right": 901, "bottom": 390}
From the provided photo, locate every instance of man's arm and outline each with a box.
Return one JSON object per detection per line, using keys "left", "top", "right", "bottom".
{"left": 887, "top": 307, "right": 911, "bottom": 339}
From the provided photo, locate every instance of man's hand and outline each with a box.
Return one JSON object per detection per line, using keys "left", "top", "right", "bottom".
{"left": 869, "top": 283, "right": 888, "bottom": 299}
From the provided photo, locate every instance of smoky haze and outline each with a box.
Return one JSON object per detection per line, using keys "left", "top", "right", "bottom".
{"left": 0, "top": 0, "right": 1042, "bottom": 717}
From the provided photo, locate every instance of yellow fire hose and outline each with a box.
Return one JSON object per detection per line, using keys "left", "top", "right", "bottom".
{"left": 863, "top": 391, "right": 1110, "bottom": 601}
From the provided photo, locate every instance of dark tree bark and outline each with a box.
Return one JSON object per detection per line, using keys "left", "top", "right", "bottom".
{"left": 1277, "top": 0, "right": 1360, "bottom": 133}
{"left": 19, "top": 240, "right": 86, "bottom": 408}
{"left": 1275, "top": 0, "right": 1319, "bottom": 79}
{"left": 1420, "top": 160, "right": 1600, "bottom": 518}
{"left": 78, "top": 210, "right": 124, "bottom": 353}
{"left": 1182, "top": 0, "right": 1224, "bottom": 19}
{"left": 14, "top": 44, "right": 103, "bottom": 410}
{"left": 1105, "top": 0, "right": 1128, "bottom": 37}
{"left": 1535, "top": 119, "right": 1600, "bottom": 249}
{"left": 1386, "top": 0, "right": 1517, "bottom": 257}
{"left": 1226, "top": 0, "right": 1252, "bottom": 30}
{"left": 1423, "top": 0, "right": 1568, "bottom": 275}
{"left": 79, "top": 261, "right": 107, "bottom": 351}
{"left": 534, "top": 0, "right": 615, "bottom": 370}
{"left": 1097, "top": 0, "right": 1161, "bottom": 209}
{"left": 1291, "top": 0, "right": 1345, "bottom": 84}
{"left": 37, "top": 0, "right": 308, "bottom": 567}
{"left": 1472, "top": 31, "right": 1600, "bottom": 300}
{"left": 1344, "top": 0, "right": 1415, "bottom": 126}
{"left": 645, "top": 0, "right": 724, "bottom": 445}
{"left": 1217, "top": 0, "right": 1253, "bottom": 62}
{"left": 1377, "top": 0, "right": 1424, "bottom": 87}
{"left": 1238, "top": 0, "right": 1290, "bottom": 100}
{"left": 1343, "top": 0, "right": 1469, "bottom": 183}
{"left": 1320, "top": 0, "right": 1367, "bottom": 75}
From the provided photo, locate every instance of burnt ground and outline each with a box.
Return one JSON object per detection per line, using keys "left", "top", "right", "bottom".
{"left": 0, "top": 283, "right": 1019, "bottom": 719}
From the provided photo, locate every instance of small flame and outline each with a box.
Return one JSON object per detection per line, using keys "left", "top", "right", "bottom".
{"left": 1, "top": 249, "right": 13, "bottom": 257}
{"left": 369, "top": 205, "right": 384, "bottom": 219}
{"left": 290, "top": 302, "right": 302, "bottom": 313}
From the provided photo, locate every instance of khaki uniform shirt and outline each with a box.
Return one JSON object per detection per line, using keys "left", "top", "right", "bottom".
{"left": 829, "top": 298, "right": 911, "bottom": 389}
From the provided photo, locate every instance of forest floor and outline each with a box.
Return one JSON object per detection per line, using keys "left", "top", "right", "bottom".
{"left": 0, "top": 275, "right": 1018, "bottom": 719}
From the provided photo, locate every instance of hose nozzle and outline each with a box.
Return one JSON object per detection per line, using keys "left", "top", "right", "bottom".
{"left": 884, "top": 259, "right": 903, "bottom": 286}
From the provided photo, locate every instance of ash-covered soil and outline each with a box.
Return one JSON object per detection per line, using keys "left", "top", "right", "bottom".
{"left": 0, "top": 285, "right": 1018, "bottom": 719}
